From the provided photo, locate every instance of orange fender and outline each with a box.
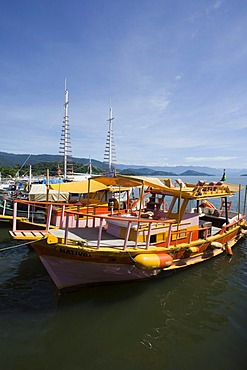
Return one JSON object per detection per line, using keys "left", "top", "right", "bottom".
{"left": 134, "top": 253, "right": 173, "bottom": 270}
{"left": 225, "top": 243, "right": 233, "bottom": 256}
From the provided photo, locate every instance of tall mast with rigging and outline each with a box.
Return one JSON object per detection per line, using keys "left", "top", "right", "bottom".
{"left": 59, "top": 80, "right": 73, "bottom": 179}
{"left": 103, "top": 105, "right": 117, "bottom": 176}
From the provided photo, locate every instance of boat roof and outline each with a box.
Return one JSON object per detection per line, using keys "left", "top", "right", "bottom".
{"left": 49, "top": 175, "right": 240, "bottom": 199}
{"left": 49, "top": 179, "right": 108, "bottom": 193}
{"left": 92, "top": 175, "right": 168, "bottom": 189}
{"left": 152, "top": 181, "right": 240, "bottom": 200}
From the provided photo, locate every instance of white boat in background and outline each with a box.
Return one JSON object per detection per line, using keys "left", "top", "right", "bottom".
{"left": 0, "top": 172, "right": 15, "bottom": 192}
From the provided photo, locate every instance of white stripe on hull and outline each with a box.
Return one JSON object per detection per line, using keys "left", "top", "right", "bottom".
{"left": 39, "top": 255, "right": 160, "bottom": 289}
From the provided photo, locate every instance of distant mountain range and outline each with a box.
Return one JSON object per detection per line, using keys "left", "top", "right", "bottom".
{"left": 0, "top": 151, "right": 246, "bottom": 177}
{"left": 0, "top": 151, "right": 102, "bottom": 168}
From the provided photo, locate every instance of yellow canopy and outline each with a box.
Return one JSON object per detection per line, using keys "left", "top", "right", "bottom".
{"left": 92, "top": 175, "right": 168, "bottom": 190}
{"left": 50, "top": 175, "right": 168, "bottom": 195}
{"left": 157, "top": 182, "right": 239, "bottom": 200}
{"left": 50, "top": 179, "right": 108, "bottom": 193}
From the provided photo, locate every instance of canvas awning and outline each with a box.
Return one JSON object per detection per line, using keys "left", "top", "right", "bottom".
{"left": 92, "top": 175, "right": 168, "bottom": 190}
{"left": 29, "top": 184, "right": 69, "bottom": 202}
{"left": 50, "top": 176, "right": 168, "bottom": 194}
{"left": 49, "top": 179, "right": 108, "bottom": 194}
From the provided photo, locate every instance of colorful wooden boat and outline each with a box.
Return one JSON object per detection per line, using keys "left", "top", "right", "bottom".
{"left": 9, "top": 175, "right": 247, "bottom": 290}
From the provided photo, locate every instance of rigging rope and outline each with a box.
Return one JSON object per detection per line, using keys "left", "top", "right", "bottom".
{"left": 0, "top": 238, "right": 45, "bottom": 253}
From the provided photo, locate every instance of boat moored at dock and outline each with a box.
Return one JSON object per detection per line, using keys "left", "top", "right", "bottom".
{"left": 9, "top": 175, "right": 247, "bottom": 290}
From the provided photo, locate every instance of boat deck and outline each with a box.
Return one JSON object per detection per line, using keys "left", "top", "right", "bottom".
{"left": 211, "top": 226, "right": 221, "bottom": 235}
{"left": 50, "top": 228, "right": 147, "bottom": 248}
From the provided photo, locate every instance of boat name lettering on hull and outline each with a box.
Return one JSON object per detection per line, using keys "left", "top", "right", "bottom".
{"left": 59, "top": 248, "right": 91, "bottom": 257}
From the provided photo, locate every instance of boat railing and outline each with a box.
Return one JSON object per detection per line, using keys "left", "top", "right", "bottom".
{"left": 10, "top": 200, "right": 57, "bottom": 231}
{"left": 163, "top": 215, "right": 244, "bottom": 246}
{"left": 63, "top": 209, "right": 176, "bottom": 250}
{"left": 2, "top": 197, "right": 55, "bottom": 219}
{"left": 63, "top": 210, "right": 218, "bottom": 249}
{"left": 11, "top": 200, "right": 245, "bottom": 250}
{"left": 11, "top": 200, "right": 212, "bottom": 249}
{"left": 1, "top": 197, "right": 38, "bottom": 219}
{"left": 11, "top": 199, "right": 103, "bottom": 229}
{"left": 169, "top": 225, "right": 212, "bottom": 245}
{"left": 0, "top": 198, "right": 7, "bottom": 216}
{"left": 219, "top": 214, "right": 245, "bottom": 234}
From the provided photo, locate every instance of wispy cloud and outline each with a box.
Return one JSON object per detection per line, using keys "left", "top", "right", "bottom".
{"left": 149, "top": 94, "right": 171, "bottom": 111}
{"left": 0, "top": 0, "right": 246, "bottom": 169}
{"left": 206, "top": 0, "right": 224, "bottom": 14}
{"left": 185, "top": 155, "right": 237, "bottom": 163}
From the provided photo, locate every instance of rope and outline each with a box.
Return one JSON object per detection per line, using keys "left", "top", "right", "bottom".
{"left": 0, "top": 238, "right": 44, "bottom": 252}
{"left": 127, "top": 250, "right": 136, "bottom": 262}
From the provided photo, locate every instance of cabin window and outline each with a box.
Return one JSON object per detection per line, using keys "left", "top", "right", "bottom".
{"left": 169, "top": 197, "right": 181, "bottom": 214}
{"left": 171, "top": 230, "right": 187, "bottom": 241}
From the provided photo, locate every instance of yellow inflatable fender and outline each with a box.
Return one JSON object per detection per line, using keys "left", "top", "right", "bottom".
{"left": 46, "top": 234, "right": 58, "bottom": 244}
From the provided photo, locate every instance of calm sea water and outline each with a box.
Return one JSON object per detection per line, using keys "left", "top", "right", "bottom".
{"left": 0, "top": 177, "right": 247, "bottom": 370}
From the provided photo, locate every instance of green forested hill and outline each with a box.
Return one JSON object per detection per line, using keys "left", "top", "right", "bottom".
{"left": 0, "top": 151, "right": 103, "bottom": 167}
{"left": 0, "top": 151, "right": 221, "bottom": 178}
{"left": 0, "top": 152, "right": 104, "bottom": 177}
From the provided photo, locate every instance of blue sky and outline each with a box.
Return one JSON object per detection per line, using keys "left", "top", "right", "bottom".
{"left": 1, "top": 0, "right": 247, "bottom": 169}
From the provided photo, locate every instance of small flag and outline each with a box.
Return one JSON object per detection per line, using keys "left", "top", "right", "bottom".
{"left": 220, "top": 169, "right": 226, "bottom": 181}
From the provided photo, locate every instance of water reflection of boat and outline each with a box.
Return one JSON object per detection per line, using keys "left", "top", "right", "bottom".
{"left": 9, "top": 175, "right": 247, "bottom": 291}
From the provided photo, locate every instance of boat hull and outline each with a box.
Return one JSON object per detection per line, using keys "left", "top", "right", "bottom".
{"left": 31, "top": 226, "right": 244, "bottom": 290}
{"left": 32, "top": 244, "right": 160, "bottom": 290}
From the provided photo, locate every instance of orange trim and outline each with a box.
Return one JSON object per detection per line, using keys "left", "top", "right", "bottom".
{"left": 201, "top": 200, "right": 215, "bottom": 209}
